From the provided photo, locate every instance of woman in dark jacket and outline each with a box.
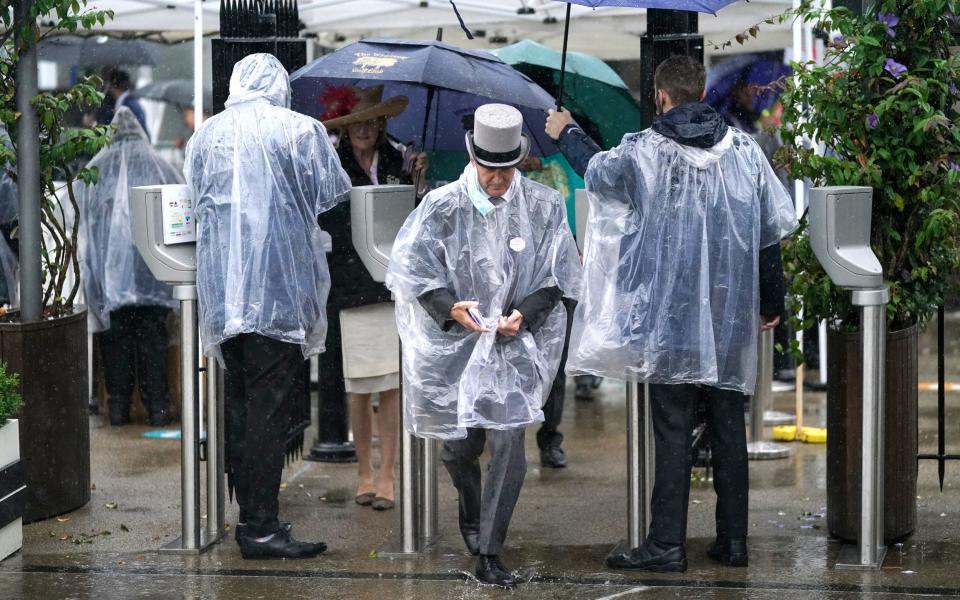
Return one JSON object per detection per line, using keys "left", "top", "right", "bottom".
{"left": 318, "top": 85, "right": 427, "bottom": 510}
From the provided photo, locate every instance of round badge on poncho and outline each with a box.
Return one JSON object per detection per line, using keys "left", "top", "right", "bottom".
{"left": 509, "top": 237, "right": 526, "bottom": 252}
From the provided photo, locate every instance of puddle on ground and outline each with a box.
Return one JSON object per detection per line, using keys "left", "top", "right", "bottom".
{"left": 317, "top": 487, "right": 351, "bottom": 507}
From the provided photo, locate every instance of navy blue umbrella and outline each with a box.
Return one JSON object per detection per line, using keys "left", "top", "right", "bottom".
{"left": 705, "top": 54, "right": 791, "bottom": 119}
{"left": 551, "top": 0, "right": 743, "bottom": 108}
{"left": 289, "top": 38, "right": 559, "bottom": 157}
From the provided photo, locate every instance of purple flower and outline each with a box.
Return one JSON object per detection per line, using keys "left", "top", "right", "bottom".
{"left": 951, "top": 82, "right": 959, "bottom": 97}
{"left": 950, "top": 161, "right": 960, "bottom": 172}
{"left": 866, "top": 113, "right": 879, "bottom": 129}
{"left": 885, "top": 58, "right": 908, "bottom": 79}
{"left": 878, "top": 12, "right": 899, "bottom": 37}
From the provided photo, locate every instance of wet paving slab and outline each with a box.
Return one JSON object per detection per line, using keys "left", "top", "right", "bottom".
{"left": 4, "top": 537, "right": 960, "bottom": 599}
{"left": 2, "top": 321, "right": 960, "bottom": 598}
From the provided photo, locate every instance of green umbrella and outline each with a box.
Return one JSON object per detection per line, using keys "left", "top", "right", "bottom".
{"left": 491, "top": 40, "right": 640, "bottom": 149}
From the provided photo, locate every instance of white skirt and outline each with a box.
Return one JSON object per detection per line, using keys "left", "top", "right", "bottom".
{"left": 340, "top": 302, "right": 400, "bottom": 394}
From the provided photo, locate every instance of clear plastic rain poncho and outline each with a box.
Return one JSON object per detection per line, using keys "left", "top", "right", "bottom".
{"left": 0, "top": 126, "right": 17, "bottom": 306}
{"left": 386, "top": 167, "right": 582, "bottom": 440}
{"left": 78, "top": 108, "right": 181, "bottom": 332}
{"left": 567, "top": 129, "right": 797, "bottom": 394}
{"left": 184, "top": 54, "right": 351, "bottom": 358}
{"left": 0, "top": 125, "right": 17, "bottom": 226}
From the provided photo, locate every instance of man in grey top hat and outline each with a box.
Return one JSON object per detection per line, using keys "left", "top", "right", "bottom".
{"left": 386, "top": 104, "right": 581, "bottom": 588}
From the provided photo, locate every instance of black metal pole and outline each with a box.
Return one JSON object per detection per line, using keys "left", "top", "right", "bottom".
{"left": 412, "top": 29, "right": 443, "bottom": 197}
{"left": 556, "top": 2, "right": 572, "bottom": 110}
{"left": 309, "top": 311, "right": 355, "bottom": 463}
{"left": 419, "top": 27, "right": 443, "bottom": 149}
{"left": 15, "top": 0, "right": 42, "bottom": 323}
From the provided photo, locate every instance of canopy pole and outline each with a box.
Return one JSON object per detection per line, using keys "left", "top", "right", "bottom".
{"left": 16, "top": 0, "right": 42, "bottom": 322}
{"left": 194, "top": 0, "right": 204, "bottom": 130}
{"left": 556, "top": 2, "right": 572, "bottom": 110}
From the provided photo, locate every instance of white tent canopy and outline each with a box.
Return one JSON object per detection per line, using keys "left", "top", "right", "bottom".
{"left": 82, "top": 0, "right": 794, "bottom": 59}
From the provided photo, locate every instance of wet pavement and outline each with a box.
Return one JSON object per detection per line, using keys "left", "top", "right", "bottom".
{"left": 2, "top": 318, "right": 960, "bottom": 598}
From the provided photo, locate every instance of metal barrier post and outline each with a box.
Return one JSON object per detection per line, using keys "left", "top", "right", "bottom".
{"left": 749, "top": 329, "right": 791, "bottom": 460}
{"left": 206, "top": 357, "right": 225, "bottom": 542}
{"left": 421, "top": 438, "right": 439, "bottom": 543}
{"left": 399, "top": 426, "right": 421, "bottom": 554}
{"left": 171, "top": 286, "right": 201, "bottom": 550}
{"left": 610, "top": 381, "right": 652, "bottom": 558}
{"left": 836, "top": 287, "right": 889, "bottom": 569}
{"left": 159, "top": 286, "right": 218, "bottom": 554}
{"left": 381, "top": 339, "right": 436, "bottom": 557}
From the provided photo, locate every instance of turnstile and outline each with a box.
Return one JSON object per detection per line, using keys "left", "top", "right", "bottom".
{"left": 809, "top": 186, "right": 888, "bottom": 570}
{"left": 131, "top": 184, "right": 225, "bottom": 554}
{"left": 347, "top": 185, "right": 437, "bottom": 554}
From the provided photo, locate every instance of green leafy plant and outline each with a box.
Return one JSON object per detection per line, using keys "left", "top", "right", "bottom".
{"left": 1, "top": 1, "right": 114, "bottom": 315}
{"left": 0, "top": 361, "right": 22, "bottom": 427}
{"left": 773, "top": 0, "right": 960, "bottom": 340}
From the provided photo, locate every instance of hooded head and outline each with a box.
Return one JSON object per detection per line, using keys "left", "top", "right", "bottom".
{"left": 111, "top": 107, "right": 148, "bottom": 142}
{"left": 225, "top": 53, "right": 291, "bottom": 109}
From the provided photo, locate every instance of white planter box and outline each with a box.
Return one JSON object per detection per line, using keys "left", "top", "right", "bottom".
{"left": 0, "top": 419, "right": 23, "bottom": 562}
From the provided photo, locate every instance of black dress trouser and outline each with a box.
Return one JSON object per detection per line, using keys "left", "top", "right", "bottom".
{"left": 221, "top": 333, "right": 303, "bottom": 538}
{"left": 536, "top": 298, "right": 576, "bottom": 450}
{"left": 647, "top": 383, "right": 749, "bottom": 546}
{"left": 99, "top": 305, "right": 171, "bottom": 416}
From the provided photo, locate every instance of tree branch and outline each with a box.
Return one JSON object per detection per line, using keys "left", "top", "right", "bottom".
{"left": 62, "top": 173, "right": 82, "bottom": 308}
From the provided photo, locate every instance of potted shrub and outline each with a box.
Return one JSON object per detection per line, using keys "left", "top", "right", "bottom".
{"left": 0, "top": 1, "right": 113, "bottom": 521}
{"left": 0, "top": 361, "right": 24, "bottom": 561}
{"left": 775, "top": 1, "right": 960, "bottom": 541}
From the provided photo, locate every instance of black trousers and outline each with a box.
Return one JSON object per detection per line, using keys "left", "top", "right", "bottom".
{"left": 648, "top": 383, "right": 749, "bottom": 546}
{"left": 99, "top": 305, "right": 171, "bottom": 415}
{"left": 537, "top": 298, "right": 576, "bottom": 451}
{"left": 222, "top": 333, "right": 303, "bottom": 538}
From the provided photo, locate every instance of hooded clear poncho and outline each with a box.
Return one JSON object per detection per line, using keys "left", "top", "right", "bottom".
{"left": 78, "top": 108, "right": 181, "bottom": 332}
{"left": 568, "top": 128, "right": 797, "bottom": 393}
{"left": 0, "top": 125, "right": 16, "bottom": 226}
{"left": 386, "top": 166, "right": 582, "bottom": 440}
{"left": 184, "top": 54, "right": 351, "bottom": 358}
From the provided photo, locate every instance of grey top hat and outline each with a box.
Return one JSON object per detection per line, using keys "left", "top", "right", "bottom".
{"left": 465, "top": 104, "right": 530, "bottom": 169}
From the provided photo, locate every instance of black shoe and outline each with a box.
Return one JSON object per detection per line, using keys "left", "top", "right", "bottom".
{"left": 475, "top": 555, "right": 521, "bottom": 588}
{"left": 238, "top": 527, "right": 326, "bottom": 560}
{"left": 774, "top": 369, "right": 796, "bottom": 383}
{"left": 235, "top": 520, "right": 292, "bottom": 543}
{"left": 540, "top": 446, "right": 567, "bottom": 468}
{"left": 606, "top": 540, "right": 688, "bottom": 572}
{"left": 707, "top": 537, "right": 748, "bottom": 567}
{"left": 108, "top": 404, "right": 131, "bottom": 426}
{"left": 149, "top": 409, "right": 173, "bottom": 428}
{"left": 574, "top": 384, "right": 595, "bottom": 401}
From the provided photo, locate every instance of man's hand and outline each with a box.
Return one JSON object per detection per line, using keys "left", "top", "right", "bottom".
{"left": 545, "top": 108, "right": 573, "bottom": 141}
{"left": 497, "top": 310, "right": 524, "bottom": 337}
{"left": 450, "top": 301, "right": 491, "bottom": 333}
{"left": 761, "top": 315, "right": 781, "bottom": 331}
